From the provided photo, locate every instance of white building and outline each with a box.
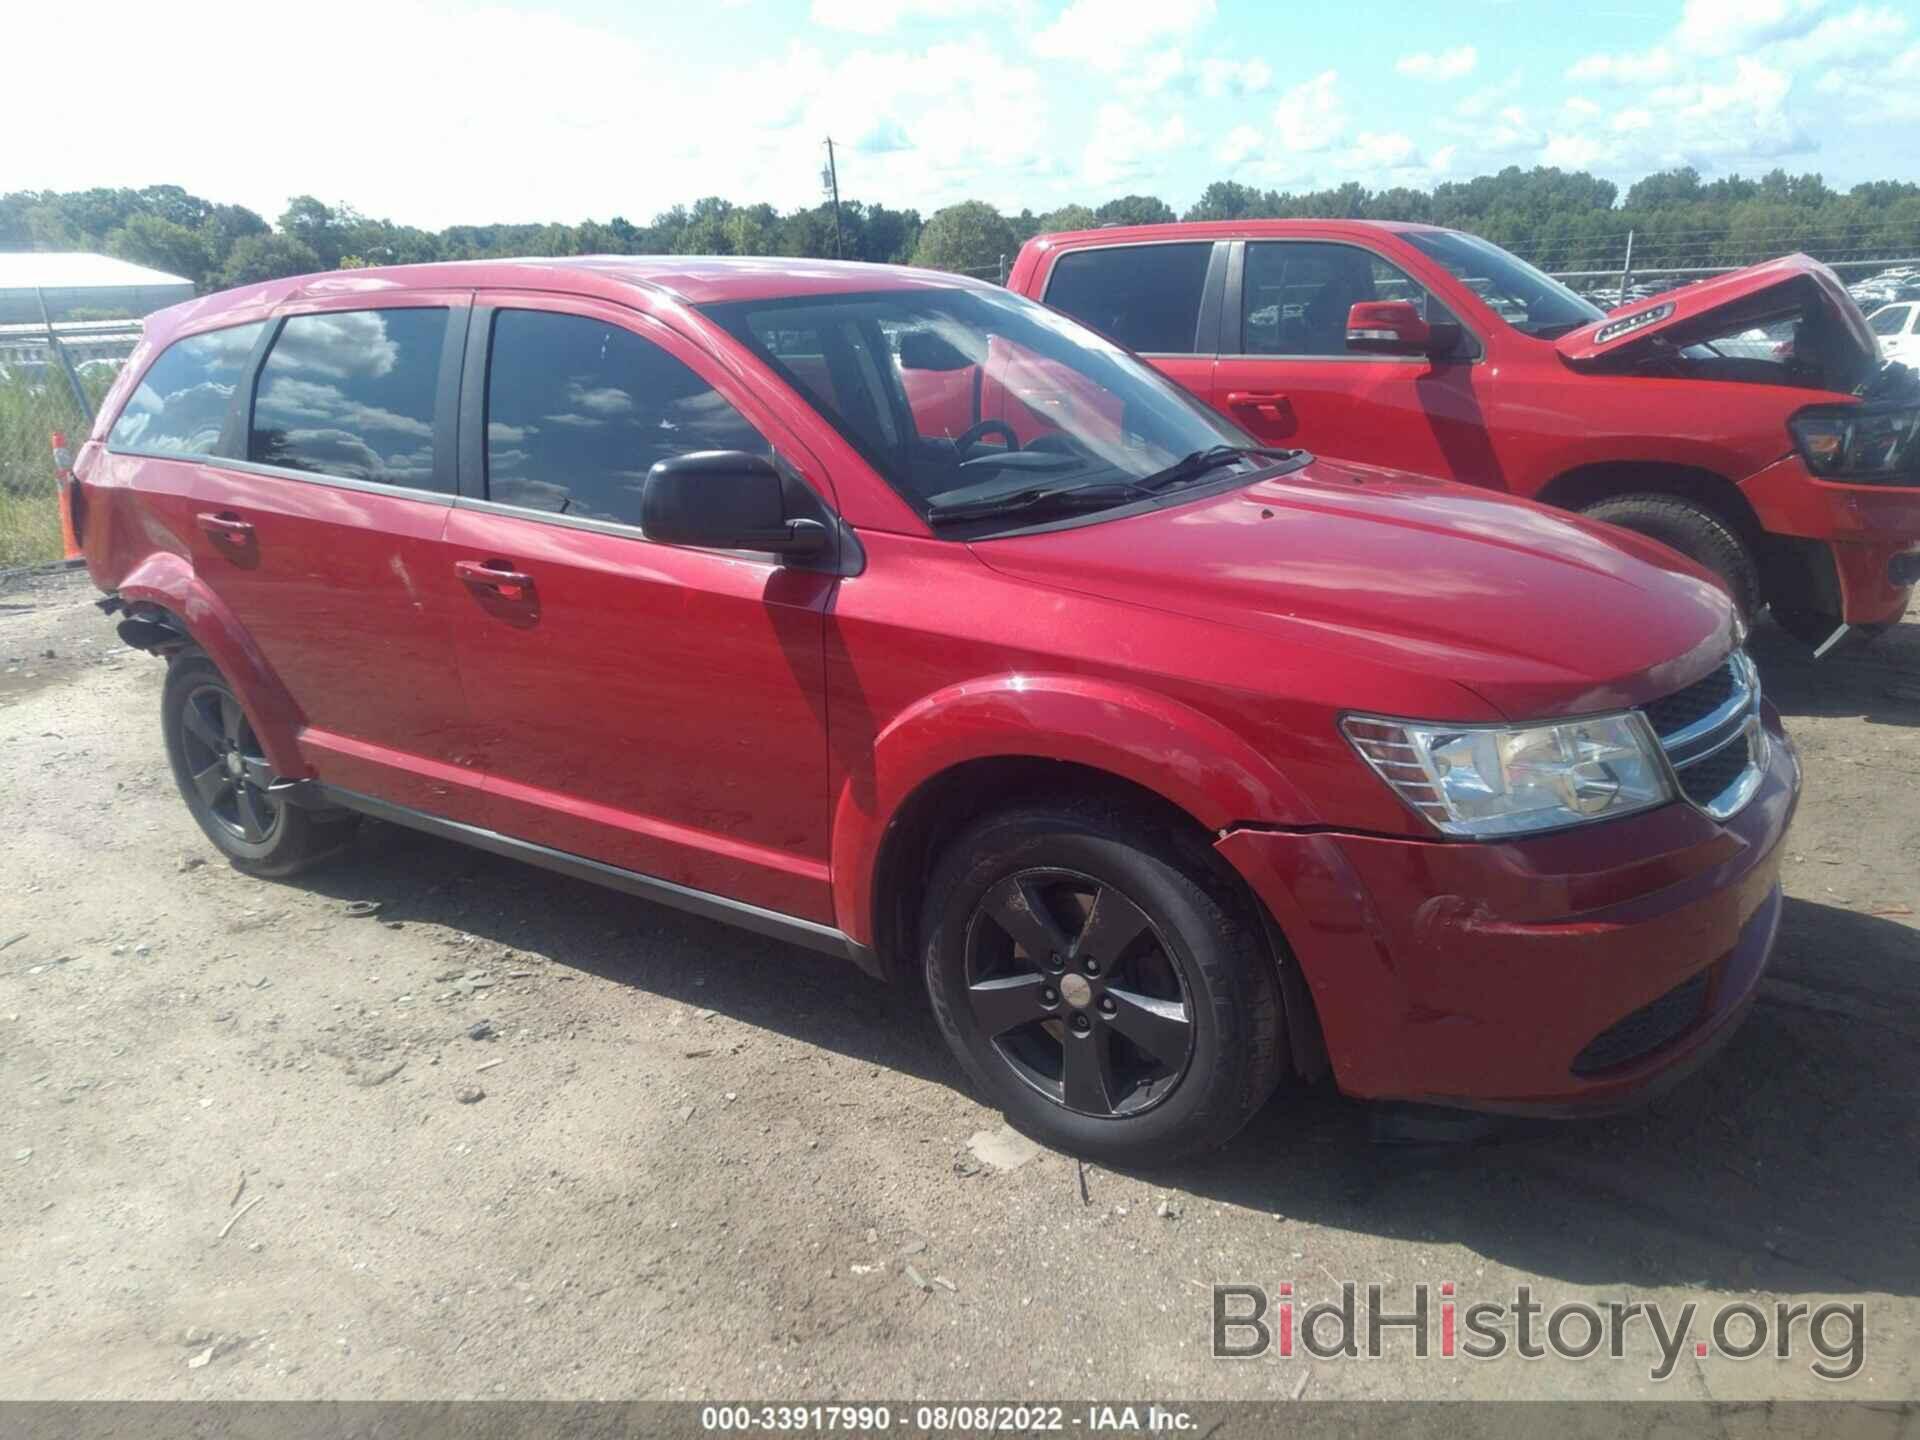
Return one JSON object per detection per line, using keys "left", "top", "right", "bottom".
{"left": 0, "top": 252, "right": 195, "bottom": 325}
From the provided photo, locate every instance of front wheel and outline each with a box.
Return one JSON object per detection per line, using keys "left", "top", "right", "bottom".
{"left": 922, "top": 800, "right": 1284, "bottom": 1165}
{"left": 1580, "top": 494, "right": 1763, "bottom": 620}
{"left": 162, "top": 654, "right": 355, "bottom": 877}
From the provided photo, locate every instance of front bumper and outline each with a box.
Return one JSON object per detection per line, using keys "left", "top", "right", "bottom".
{"left": 1740, "top": 453, "right": 1920, "bottom": 624}
{"left": 1217, "top": 703, "right": 1800, "bottom": 1110}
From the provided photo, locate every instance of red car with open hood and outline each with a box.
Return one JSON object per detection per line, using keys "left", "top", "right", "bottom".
{"left": 1011, "top": 223, "right": 1920, "bottom": 653}
{"left": 73, "top": 256, "right": 1797, "bottom": 1162}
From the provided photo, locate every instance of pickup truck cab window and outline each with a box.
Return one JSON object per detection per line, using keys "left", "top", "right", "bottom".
{"left": 1241, "top": 241, "right": 1467, "bottom": 358}
{"left": 1041, "top": 242, "right": 1214, "bottom": 355}
{"left": 250, "top": 308, "right": 448, "bottom": 488}
{"left": 483, "top": 307, "right": 768, "bottom": 526}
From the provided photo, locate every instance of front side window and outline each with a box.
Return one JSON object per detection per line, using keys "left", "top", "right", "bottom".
{"left": 108, "top": 322, "right": 265, "bottom": 456}
{"left": 1043, "top": 243, "right": 1213, "bottom": 354}
{"left": 249, "top": 308, "right": 447, "bottom": 488}
{"left": 704, "top": 286, "right": 1265, "bottom": 526}
{"left": 484, "top": 309, "right": 768, "bottom": 526}
{"left": 1403, "top": 229, "right": 1605, "bottom": 340}
{"left": 1242, "top": 242, "right": 1469, "bottom": 357}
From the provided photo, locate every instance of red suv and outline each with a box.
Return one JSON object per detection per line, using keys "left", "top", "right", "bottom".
{"left": 1011, "top": 222, "right": 1920, "bottom": 651}
{"left": 74, "top": 257, "right": 1797, "bottom": 1162}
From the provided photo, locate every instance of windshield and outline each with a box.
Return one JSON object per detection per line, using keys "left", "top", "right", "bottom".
{"left": 1403, "top": 230, "right": 1606, "bottom": 341}
{"left": 701, "top": 286, "right": 1261, "bottom": 523}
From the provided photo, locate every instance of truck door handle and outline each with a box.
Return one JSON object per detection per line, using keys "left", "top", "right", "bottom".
{"left": 1225, "top": 391, "right": 1290, "bottom": 415}
{"left": 455, "top": 558, "right": 533, "bottom": 600}
{"left": 197, "top": 510, "right": 254, "bottom": 544}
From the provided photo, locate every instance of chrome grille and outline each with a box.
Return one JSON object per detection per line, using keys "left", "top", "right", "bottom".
{"left": 1640, "top": 650, "right": 1766, "bottom": 822}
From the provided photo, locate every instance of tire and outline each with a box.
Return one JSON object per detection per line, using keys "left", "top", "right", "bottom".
{"left": 161, "top": 653, "right": 355, "bottom": 877}
{"left": 1579, "top": 494, "right": 1763, "bottom": 621}
{"left": 921, "top": 798, "right": 1284, "bottom": 1165}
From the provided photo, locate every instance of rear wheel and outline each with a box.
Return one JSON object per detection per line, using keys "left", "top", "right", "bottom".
{"left": 1580, "top": 494, "right": 1762, "bottom": 620}
{"left": 162, "top": 654, "right": 354, "bottom": 877}
{"left": 922, "top": 799, "right": 1284, "bottom": 1165}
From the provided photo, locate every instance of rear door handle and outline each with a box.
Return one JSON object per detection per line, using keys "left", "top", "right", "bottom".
{"left": 197, "top": 510, "right": 254, "bottom": 544}
{"left": 1225, "top": 390, "right": 1290, "bottom": 413}
{"left": 455, "top": 558, "right": 533, "bottom": 600}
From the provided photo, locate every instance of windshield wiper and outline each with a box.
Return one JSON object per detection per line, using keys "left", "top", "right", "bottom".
{"left": 925, "top": 481, "right": 1152, "bottom": 525}
{"left": 1136, "top": 444, "right": 1300, "bottom": 492}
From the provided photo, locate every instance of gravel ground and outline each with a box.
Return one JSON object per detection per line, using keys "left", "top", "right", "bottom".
{"left": 1, "top": 565, "right": 1916, "bottom": 1402}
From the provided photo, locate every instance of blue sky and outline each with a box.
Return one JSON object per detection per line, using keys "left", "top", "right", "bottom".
{"left": 12, "top": 0, "right": 1920, "bottom": 227}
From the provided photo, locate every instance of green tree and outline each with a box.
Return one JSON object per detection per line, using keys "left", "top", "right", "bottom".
{"left": 1094, "top": 194, "right": 1175, "bottom": 227}
{"left": 1036, "top": 203, "right": 1098, "bottom": 233}
{"left": 106, "top": 214, "right": 213, "bottom": 287}
{"left": 218, "top": 233, "right": 323, "bottom": 287}
{"left": 912, "top": 200, "right": 1018, "bottom": 275}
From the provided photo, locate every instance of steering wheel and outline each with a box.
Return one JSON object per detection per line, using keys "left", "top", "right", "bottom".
{"left": 951, "top": 419, "right": 1019, "bottom": 456}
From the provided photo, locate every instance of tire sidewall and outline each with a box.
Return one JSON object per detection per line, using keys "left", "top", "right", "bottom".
{"left": 923, "top": 808, "right": 1277, "bottom": 1163}
{"left": 161, "top": 655, "right": 333, "bottom": 873}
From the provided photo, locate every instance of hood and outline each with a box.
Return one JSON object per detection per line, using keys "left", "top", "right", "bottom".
{"left": 970, "top": 461, "right": 1737, "bottom": 721}
{"left": 1555, "top": 253, "right": 1878, "bottom": 392}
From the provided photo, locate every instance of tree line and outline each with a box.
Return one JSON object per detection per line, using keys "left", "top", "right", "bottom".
{"left": 6, "top": 165, "right": 1920, "bottom": 298}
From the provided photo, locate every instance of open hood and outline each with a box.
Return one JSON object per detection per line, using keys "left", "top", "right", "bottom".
{"left": 1555, "top": 254, "right": 1879, "bottom": 393}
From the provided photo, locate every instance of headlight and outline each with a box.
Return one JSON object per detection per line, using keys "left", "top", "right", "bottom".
{"left": 1342, "top": 711, "right": 1673, "bottom": 838}
{"left": 1790, "top": 404, "right": 1920, "bottom": 482}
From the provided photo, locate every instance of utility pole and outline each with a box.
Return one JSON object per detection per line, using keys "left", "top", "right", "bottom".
{"left": 1617, "top": 228, "right": 1635, "bottom": 309}
{"left": 823, "top": 137, "right": 844, "bottom": 259}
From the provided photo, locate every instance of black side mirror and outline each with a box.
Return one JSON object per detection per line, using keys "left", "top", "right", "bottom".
{"left": 897, "top": 330, "right": 974, "bottom": 372}
{"left": 641, "top": 451, "right": 829, "bottom": 558}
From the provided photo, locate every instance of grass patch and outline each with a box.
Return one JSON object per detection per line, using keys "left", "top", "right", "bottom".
{"left": 0, "top": 366, "right": 111, "bottom": 569}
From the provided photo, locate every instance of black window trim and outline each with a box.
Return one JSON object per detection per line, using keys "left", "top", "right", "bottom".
{"left": 1220, "top": 239, "right": 1485, "bottom": 364}
{"left": 457, "top": 300, "right": 854, "bottom": 571}
{"left": 1040, "top": 239, "right": 1228, "bottom": 358}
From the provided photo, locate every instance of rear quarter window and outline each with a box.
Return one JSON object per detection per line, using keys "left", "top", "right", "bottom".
{"left": 108, "top": 322, "right": 265, "bottom": 456}
{"left": 1044, "top": 243, "right": 1212, "bottom": 355}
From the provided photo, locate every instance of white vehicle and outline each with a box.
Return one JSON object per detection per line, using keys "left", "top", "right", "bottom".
{"left": 1867, "top": 302, "right": 1920, "bottom": 366}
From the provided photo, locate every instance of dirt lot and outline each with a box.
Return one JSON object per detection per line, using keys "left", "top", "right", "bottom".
{"left": 1, "top": 565, "right": 1916, "bottom": 1403}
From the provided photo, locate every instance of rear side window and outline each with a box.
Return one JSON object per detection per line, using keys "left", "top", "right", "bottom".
{"left": 484, "top": 309, "right": 768, "bottom": 526}
{"left": 249, "top": 308, "right": 447, "bottom": 489}
{"left": 1044, "top": 244, "right": 1212, "bottom": 355}
{"left": 108, "top": 322, "right": 265, "bottom": 456}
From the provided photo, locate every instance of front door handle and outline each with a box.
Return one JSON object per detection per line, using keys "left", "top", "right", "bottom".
{"left": 1224, "top": 390, "right": 1290, "bottom": 415}
{"left": 455, "top": 558, "right": 533, "bottom": 600}
{"left": 197, "top": 510, "right": 254, "bottom": 544}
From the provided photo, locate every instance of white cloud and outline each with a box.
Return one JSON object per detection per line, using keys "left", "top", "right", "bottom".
{"left": 1198, "top": 56, "right": 1273, "bottom": 97}
{"left": 1348, "top": 132, "right": 1418, "bottom": 168}
{"left": 1272, "top": 69, "right": 1344, "bottom": 153}
{"left": 808, "top": 0, "right": 1011, "bottom": 35}
{"left": 1083, "top": 104, "right": 1191, "bottom": 187}
{"left": 1395, "top": 45, "right": 1477, "bottom": 81}
{"left": 1674, "top": 0, "right": 1822, "bottom": 56}
{"left": 1216, "top": 124, "right": 1265, "bottom": 167}
{"left": 1568, "top": 45, "right": 1678, "bottom": 84}
{"left": 1032, "top": 0, "right": 1217, "bottom": 70}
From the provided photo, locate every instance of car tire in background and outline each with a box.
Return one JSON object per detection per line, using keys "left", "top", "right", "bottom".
{"left": 921, "top": 797, "right": 1285, "bottom": 1165}
{"left": 162, "top": 653, "right": 356, "bottom": 878}
{"left": 1580, "top": 494, "right": 1764, "bottom": 622}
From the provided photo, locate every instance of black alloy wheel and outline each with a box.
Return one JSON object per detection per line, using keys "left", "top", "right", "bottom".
{"left": 177, "top": 679, "right": 283, "bottom": 845}
{"left": 963, "top": 868, "right": 1194, "bottom": 1117}
{"left": 922, "top": 799, "right": 1286, "bottom": 1164}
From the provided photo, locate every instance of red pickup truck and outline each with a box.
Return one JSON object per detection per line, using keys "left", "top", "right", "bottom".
{"left": 1009, "top": 222, "right": 1920, "bottom": 651}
